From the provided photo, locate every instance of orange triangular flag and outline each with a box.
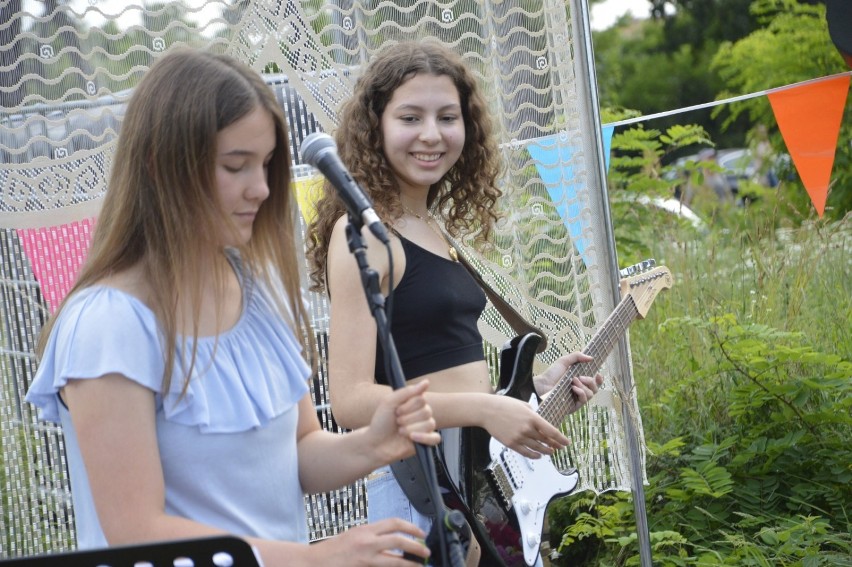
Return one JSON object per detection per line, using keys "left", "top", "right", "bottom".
{"left": 768, "top": 75, "right": 850, "bottom": 217}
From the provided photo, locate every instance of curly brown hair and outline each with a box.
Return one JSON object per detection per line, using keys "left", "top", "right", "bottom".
{"left": 306, "top": 40, "right": 503, "bottom": 292}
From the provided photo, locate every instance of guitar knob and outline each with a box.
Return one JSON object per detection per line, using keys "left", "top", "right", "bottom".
{"left": 518, "top": 500, "right": 532, "bottom": 515}
{"left": 526, "top": 532, "right": 541, "bottom": 547}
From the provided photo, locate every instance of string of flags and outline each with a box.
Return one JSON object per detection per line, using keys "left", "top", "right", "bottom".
{"left": 14, "top": 72, "right": 851, "bottom": 313}
{"left": 601, "top": 71, "right": 852, "bottom": 218}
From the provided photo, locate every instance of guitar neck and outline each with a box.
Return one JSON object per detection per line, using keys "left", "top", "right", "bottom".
{"left": 537, "top": 295, "right": 640, "bottom": 427}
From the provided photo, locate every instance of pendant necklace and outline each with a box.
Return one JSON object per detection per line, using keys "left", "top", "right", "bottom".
{"left": 401, "top": 205, "right": 459, "bottom": 262}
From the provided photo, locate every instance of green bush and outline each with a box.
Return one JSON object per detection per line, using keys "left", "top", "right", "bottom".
{"left": 550, "top": 213, "right": 851, "bottom": 565}
{"left": 548, "top": 124, "right": 851, "bottom": 566}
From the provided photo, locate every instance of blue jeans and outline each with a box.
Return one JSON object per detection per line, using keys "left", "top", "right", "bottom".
{"left": 367, "top": 428, "right": 460, "bottom": 532}
{"left": 366, "top": 465, "right": 433, "bottom": 534}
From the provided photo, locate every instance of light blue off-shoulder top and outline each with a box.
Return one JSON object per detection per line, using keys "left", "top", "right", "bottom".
{"left": 26, "top": 252, "right": 312, "bottom": 549}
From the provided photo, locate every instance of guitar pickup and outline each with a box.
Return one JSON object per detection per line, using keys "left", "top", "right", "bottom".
{"left": 485, "top": 461, "right": 515, "bottom": 511}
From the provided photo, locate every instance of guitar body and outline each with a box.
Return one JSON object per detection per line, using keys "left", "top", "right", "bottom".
{"left": 432, "top": 262, "right": 672, "bottom": 566}
{"left": 435, "top": 333, "right": 579, "bottom": 566}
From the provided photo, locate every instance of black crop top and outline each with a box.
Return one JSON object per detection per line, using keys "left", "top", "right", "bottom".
{"left": 375, "top": 235, "right": 487, "bottom": 384}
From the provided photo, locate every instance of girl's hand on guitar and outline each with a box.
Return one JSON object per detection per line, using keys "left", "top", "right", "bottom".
{"left": 570, "top": 371, "right": 604, "bottom": 407}
{"left": 534, "top": 352, "right": 604, "bottom": 404}
{"left": 481, "top": 395, "right": 570, "bottom": 459}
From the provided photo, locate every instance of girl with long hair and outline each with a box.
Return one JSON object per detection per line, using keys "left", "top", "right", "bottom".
{"left": 27, "top": 47, "right": 439, "bottom": 567}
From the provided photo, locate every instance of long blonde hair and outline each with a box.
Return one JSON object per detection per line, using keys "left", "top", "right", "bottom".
{"left": 37, "top": 48, "right": 315, "bottom": 393}
{"left": 306, "top": 40, "right": 503, "bottom": 292}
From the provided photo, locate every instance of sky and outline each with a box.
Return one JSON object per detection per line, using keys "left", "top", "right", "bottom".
{"left": 590, "top": 0, "right": 651, "bottom": 31}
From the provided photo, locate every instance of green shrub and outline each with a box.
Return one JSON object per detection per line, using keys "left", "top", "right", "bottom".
{"left": 548, "top": 123, "right": 851, "bottom": 565}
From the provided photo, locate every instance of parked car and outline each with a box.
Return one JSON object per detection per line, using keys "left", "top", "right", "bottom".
{"left": 665, "top": 146, "right": 788, "bottom": 208}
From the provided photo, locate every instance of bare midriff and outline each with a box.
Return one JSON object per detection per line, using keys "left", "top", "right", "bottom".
{"left": 409, "top": 360, "right": 493, "bottom": 394}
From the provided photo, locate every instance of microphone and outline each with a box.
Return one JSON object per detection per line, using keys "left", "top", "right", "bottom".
{"left": 299, "top": 132, "right": 390, "bottom": 244}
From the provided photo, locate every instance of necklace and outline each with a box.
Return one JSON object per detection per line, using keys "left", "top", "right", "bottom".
{"left": 401, "top": 205, "right": 459, "bottom": 262}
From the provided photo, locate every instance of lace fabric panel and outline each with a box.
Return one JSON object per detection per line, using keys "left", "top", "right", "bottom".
{"left": 0, "top": 0, "right": 645, "bottom": 558}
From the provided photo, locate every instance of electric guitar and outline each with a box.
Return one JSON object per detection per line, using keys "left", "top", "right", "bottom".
{"left": 435, "top": 261, "right": 673, "bottom": 566}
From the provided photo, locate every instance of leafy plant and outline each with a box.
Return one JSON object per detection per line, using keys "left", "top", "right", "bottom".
{"left": 711, "top": 0, "right": 852, "bottom": 220}
{"left": 548, "top": 110, "right": 851, "bottom": 564}
{"left": 606, "top": 123, "right": 712, "bottom": 266}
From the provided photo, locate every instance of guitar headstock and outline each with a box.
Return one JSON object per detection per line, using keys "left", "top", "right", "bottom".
{"left": 619, "top": 259, "right": 673, "bottom": 318}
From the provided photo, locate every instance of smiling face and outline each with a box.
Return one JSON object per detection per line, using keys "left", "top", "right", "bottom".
{"left": 380, "top": 73, "right": 466, "bottom": 200}
{"left": 215, "top": 106, "right": 276, "bottom": 247}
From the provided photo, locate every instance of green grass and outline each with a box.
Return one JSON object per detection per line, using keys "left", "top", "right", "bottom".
{"left": 549, "top": 205, "right": 852, "bottom": 566}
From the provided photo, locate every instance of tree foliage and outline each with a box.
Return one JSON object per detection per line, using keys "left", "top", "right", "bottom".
{"left": 711, "top": 0, "right": 852, "bottom": 220}
{"left": 650, "top": 0, "right": 758, "bottom": 48}
{"left": 548, "top": 187, "right": 852, "bottom": 565}
{"left": 555, "top": 5, "right": 852, "bottom": 549}
{"left": 594, "top": 0, "right": 851, "bottom": 220}
{"left": 593, "top": 0, "right": 759, "bottom": 150}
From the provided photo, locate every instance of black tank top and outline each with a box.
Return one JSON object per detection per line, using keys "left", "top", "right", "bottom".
{"left": 375, "top": 235, "right": 487, "bottom": 385}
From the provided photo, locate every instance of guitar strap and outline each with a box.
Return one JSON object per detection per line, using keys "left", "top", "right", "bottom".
{"left": 389, "top": 455, "right": 440, "bottom": 517}
{"left": 389, "top": 432, "right": 483, "bottom": 560}
{"left": 454, "top": 244, "right": 548, "bottom": 353}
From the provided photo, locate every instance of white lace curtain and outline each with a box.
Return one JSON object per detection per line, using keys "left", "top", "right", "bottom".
{"left": 0, "top": 0, "right": 643, "bottom": 558}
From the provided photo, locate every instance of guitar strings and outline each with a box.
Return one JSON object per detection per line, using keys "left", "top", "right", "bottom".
{"left": 537, "top": 275, "right": 660, "bottom": 428}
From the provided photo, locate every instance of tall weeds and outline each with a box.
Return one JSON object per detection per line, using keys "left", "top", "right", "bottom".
{"left": 550, "top": 128, "right": 852, "bottom": 565}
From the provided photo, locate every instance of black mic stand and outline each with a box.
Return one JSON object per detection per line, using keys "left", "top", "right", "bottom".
{"left": 344, "top": 217, "right": 467, "bottom": 567}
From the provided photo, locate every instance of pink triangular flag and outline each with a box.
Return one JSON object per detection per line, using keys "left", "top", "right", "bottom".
{"left": 16, "top": 218, "right": 96, "bottom": 313}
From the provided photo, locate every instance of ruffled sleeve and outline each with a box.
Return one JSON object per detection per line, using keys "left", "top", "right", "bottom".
{"left": 26, "top": 286, "right": 166, "bottom": 423}
{"left": 26, "top": 281, "right": 312, "bottom": 433}
{"left": 160, "top": 279, "right": 311, "bottom": 433}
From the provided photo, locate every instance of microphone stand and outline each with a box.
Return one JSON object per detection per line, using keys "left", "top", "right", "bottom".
{"left": 344, "top": 217, "right": 467, "bottom": 567}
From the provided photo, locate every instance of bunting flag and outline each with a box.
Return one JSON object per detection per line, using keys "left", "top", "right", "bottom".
{"left": 605, "top": 71, "right": 852, "bottom": 218}
{"left": 14, "top": 177, "right": 325, "bottom": 313}
{"left": 16, "top": 218, "right": 96, "bottom": 313}
{"left": 602, "top": 125, "right": 614, "bottom": 171}
{"left": 526, "top": 134, "right": 590, "bottom": 259}
{"left": 767, "top": 74, "right": 850, "bottom": 217}
{"left": 826, "top": 0, "right": 852, "bottom": 69}
{"left": 294, "top": 176, "right": 324, "bottom": 225}
{"left": 525, "top": 126, "right": 614, "bottom": 261}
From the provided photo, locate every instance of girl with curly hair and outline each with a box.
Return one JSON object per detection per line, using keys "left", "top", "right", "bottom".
{"left": 306, "top": 40, "right": 602, "bottom": 564}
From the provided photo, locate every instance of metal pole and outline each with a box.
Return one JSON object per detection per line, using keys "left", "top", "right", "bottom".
{"left": 566, "top": 0, "right": 654, "bottom": 565}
